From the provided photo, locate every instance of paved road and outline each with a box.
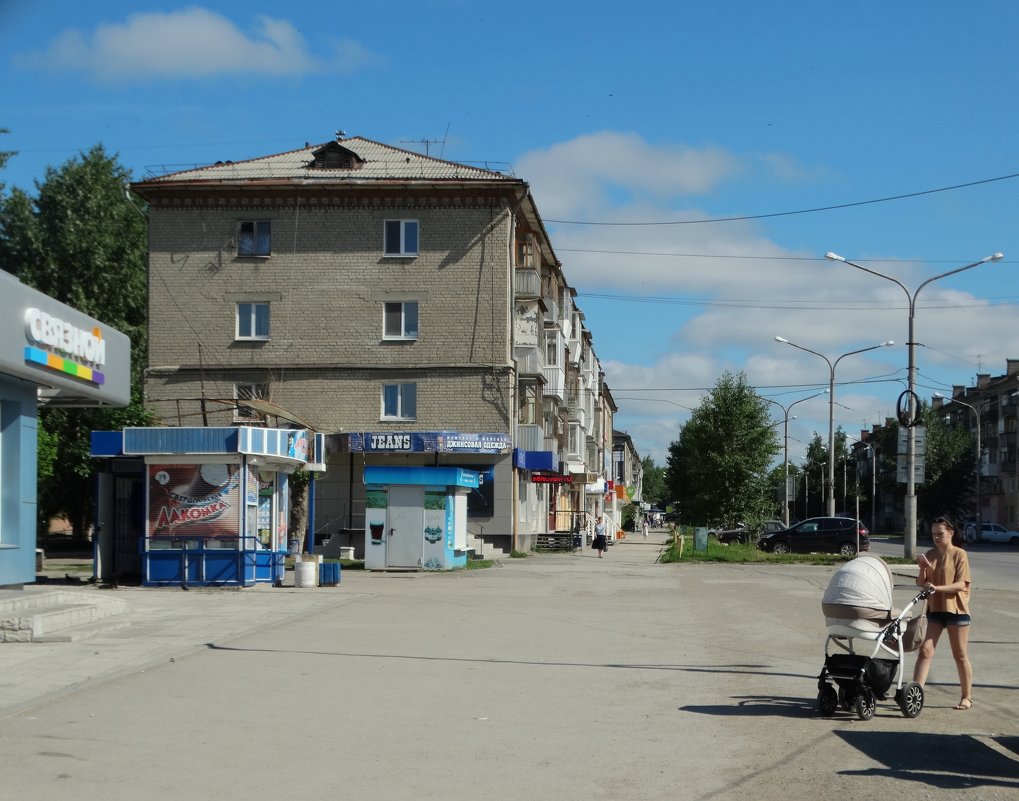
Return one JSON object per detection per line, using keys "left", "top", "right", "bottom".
{"left": 1, "top": 535, "right": 1016, "bottom": 800}
{"left": 868, "top": 537, "right": 1019, "bottom": 592}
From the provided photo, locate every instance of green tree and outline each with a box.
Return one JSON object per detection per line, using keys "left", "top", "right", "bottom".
{"left": 916, "top": 403, "right": 974, "bottom": 522}
{"left": 665, "top": 371, "right": 780, "bottom": 527}
{"left": 0, "top": 127, "right": 14, "bottom": 193}
{"left": 0, "top": 145, "right": 154, "bottom": 538}
{"left": 640, "top": 456, "right": 666, "bottom": 507}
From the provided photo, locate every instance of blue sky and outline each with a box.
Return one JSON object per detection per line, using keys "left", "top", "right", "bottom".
{"left": 2, "top": 1, "right": 1018, "bottom": 466}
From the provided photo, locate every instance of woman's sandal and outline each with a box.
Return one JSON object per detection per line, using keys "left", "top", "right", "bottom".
{"left": 954, "top": 699, "right": 973, "bottom": 710}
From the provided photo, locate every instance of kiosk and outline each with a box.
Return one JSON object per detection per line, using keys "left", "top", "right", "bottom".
{"left": 91, "top": 427, "right": 324, "bottom": 587}
{"left": 0, "top": 273, "right": 130, "bottom": 587}
{"left": 363, "top": 466, "right": 478, "bottom": 570}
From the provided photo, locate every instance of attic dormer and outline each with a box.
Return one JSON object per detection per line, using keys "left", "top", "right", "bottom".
{"left": 308, "top": 142, "right": 364, "bottom": 170}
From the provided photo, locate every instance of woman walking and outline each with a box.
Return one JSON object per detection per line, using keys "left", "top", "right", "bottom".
{"left": 593, "top": 515, "right": 608, "bottom": 557}
{"left": 912, "top": 517, "right": 973, "bottom": 710}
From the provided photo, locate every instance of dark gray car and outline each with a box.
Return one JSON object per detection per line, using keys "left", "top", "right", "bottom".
{"left": 713, "top": 519, "right": 785, "bottom": 545}
{"left": 758, "top": 516, "right": 869, "bottom": 556}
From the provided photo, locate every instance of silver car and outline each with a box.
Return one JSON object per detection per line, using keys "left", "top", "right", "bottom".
{"left": 979, "top": 522, "right": 1019, "bottom": 545}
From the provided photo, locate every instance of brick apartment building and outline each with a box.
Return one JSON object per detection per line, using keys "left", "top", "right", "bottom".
{"left": 129, "top": 136, "right": 619, "bottom": 561}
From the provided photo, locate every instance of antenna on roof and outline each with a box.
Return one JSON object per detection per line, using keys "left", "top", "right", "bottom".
{"left": 400, "top": 135, "right": 447, "bottom": 157}
{"left": 335, "top": 130, "right": 346, "bottom": 141}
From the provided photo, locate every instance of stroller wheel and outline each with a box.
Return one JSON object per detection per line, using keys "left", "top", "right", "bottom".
{"left": 897, "top": 681, "right": 924, "bottom": 718}
{"left": 817, "top": 685, "right": 838, "bottom": 717}
{"left": 854, "top": 688, "right": 876, "bottom": 721}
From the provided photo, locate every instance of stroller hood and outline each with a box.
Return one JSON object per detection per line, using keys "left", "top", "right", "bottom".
{"left": 822, "top": 555, "right": 893, "bottom": 612}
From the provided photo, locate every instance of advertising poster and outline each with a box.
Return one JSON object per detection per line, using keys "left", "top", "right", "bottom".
{"left": 148, "top": 463, "right": 241, "bottom": 539}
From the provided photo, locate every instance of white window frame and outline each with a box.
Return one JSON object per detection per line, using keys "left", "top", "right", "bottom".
{"left": 236, "top": 301, "right": 270, "bottom": 340}
{"left": 383, "top": 301, "right": 419, "bottom": 340}
{"left": 238, "top": 220, "right": 271, "bottom": 257}
{"left": 381, "top": 382, "right": 417, "bottom": 421}
{"left": 234, "top": 383, "right": 269, "bottom": 422}
{"left": 383, "top": 219, "right": 419, "bottom": 257}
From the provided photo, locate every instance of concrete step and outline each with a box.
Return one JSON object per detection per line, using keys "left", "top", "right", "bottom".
{"left": 0, "top": 590, "right": 128, "bottom": 643}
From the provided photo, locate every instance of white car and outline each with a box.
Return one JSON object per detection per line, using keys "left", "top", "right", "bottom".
{"left": 980, "top": 522, "right": 1019, "bottom": 545}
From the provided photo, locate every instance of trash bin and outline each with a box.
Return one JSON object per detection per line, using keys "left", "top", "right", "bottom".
{"left": 319, "top": 562, "right": 341, "bottom": 586}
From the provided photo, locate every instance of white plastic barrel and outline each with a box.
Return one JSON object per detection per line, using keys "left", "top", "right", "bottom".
{"left": 294, "top": 560, "right": 318, "bottom": 588}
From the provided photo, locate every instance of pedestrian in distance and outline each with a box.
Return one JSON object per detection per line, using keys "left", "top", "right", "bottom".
{"left": 912, "top": 516, "right": 974, "bottom": 710}
{"left": 642, "top": 515, "right": 649, "bottom": 537}
{"left": 593, "top": 515, "right": 608, "bottom": 557}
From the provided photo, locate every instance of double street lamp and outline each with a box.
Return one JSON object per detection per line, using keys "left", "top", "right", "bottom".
{"left": 774, "top": 337, "right": 894, "bottom": 518}
{"left": 826, "top": 250, "right": 1003, "bottom": 558}
{"left": 763, "top": 391, "right": 828, "bottom": 526}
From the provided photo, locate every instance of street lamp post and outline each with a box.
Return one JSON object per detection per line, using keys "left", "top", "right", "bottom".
{"left": 763, "top": 391, "right": 828, "bottom": 526}
{"left": 774, "top": 337, "right": 894, "bottom": 518}
{"left": 826, "top": 251, "right": 1003, "bottom": 558}
{"left": 934, "top": 392, "right": 981, "bottom": 541}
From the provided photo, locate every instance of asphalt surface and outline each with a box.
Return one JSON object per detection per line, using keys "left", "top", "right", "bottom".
{"left": 0, "top": 533, "right": 1016, "bottom": 801}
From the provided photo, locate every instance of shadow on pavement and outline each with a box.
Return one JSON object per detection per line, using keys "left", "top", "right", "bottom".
{"left": 679, "top": 695, "right": 816, "bottom": 718}
{"left": 835, "top": 730, "right": 1019, "bottom": 790}
{"left": 204, "top": 643, "right": 815, "bottom": 680}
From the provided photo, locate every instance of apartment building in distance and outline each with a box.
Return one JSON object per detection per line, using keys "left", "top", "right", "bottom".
{"left": 129, "top": 136, "right": 616, "bottom": 565}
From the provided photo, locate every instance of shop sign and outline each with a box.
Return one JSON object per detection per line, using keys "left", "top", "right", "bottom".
{"left": 24, "top": 307, "right": 107, "bottom": 385}
{"left": 350, "top": 431, "right": 512, "bottom": 454}
{"left": 531, "top": 473, "right": 573, "bottom": 484}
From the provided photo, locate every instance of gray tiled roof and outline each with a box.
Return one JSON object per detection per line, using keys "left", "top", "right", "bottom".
{"left": 140, "top": 137, "right": 516, "bottom": 185}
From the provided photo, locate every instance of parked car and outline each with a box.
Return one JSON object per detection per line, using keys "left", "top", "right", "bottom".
{"left": 712, "top": 520, "right": 785, "bottom": 545}
{"left": 758, "top": 516, "right": 869, "bottom": 557}
{"left": 979, "top": 522, "right": 1019, "bottom": 545}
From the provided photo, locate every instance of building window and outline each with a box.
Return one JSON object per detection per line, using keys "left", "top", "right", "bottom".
{"left": 384, "top": 220, "right": 419, "bottom": 257}
{"left": 238, "top": 221, "right": 271, "bottom": 257}
{"left": 235, "top": 383, "right": 269, "bottom": 421}
{"left": 383, "top": 301, "right": 419, "bottom": 340}
{"left": 236, "top": 302, "right": 270, "bottom": 340}
{"left": 382, "top": 383, "right": 417, "bottom": 420}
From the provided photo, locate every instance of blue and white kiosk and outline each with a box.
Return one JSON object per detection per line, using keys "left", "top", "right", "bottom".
{"left": 91, "top": 427, "right": 324, "bottom": 587}
{"left": 362, "top": 465, "right": 479, "bottom": 571}
{"left": 0, "top": 272, "right": 131, "bottom": 588}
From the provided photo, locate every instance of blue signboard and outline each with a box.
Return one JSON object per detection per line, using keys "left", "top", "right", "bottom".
{"left": 349, "top": 432, "right": 511, "bottom": 454}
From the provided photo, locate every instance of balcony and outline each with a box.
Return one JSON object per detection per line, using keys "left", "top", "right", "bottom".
{"left": 1000, "top": 431, "right": 1017, "bottom": 447}
{"left": 514, "top": 347, "right": 545, "bottom": 376}
{"left": 543, "top": 365, "right": 565, "bottom": 401}
{"left": 543, "top": 298, "right": 559, "bottom": 324}
{"left": 514, "top": 268, "right": 540, "bottom": 298}
{"left": 516, "top": 424, "right": 544, "bottom": 452}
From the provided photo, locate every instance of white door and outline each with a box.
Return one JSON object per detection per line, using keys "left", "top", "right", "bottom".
{"left": 387, "top": 486, "right": 424, "bottom": 567}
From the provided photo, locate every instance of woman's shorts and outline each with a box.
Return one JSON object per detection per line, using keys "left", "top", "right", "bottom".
{"left": 927, "top": 611, "right": 971, "bottom": 627}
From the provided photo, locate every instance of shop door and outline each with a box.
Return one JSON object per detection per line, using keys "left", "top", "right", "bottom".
{"left": 388, "top": 486, "right": 424, "bottom": 567}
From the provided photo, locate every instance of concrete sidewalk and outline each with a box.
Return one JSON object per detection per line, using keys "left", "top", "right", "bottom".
{"left": 0, "top": 573, "right": 369, "bottom": 717}
{"left": 1, "top": 536, "right": 1015, "bottom": 801}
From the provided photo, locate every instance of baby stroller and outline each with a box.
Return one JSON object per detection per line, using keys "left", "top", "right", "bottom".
{"left": 817, "top": 555, "right": 932, "bottom": 720}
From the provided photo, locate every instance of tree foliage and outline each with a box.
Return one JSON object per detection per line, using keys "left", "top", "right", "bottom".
{"left": 640, "top": 456, "right": 666, "bottom": 507}
{"left": 665, "top": 371, "right": 780, "bottom": 527}
{"left": 916, "top": 403, "right": 975, "bottom": 521}
{"left": 0, "top": 145, "right": 153, "bottom": 537}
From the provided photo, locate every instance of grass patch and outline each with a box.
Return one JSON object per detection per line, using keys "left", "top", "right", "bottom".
{"left": 463, "top": 558, "right": 495, "bottom": 570}
{"left": 509, "top": 550, "right": 528, "bottom": 558}
{"left": 659, "top": 537, "right": 915, "bottom": 565}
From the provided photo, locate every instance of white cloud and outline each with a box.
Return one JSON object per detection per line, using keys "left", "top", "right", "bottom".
{"left": 15, "top": 8, "right": 381, "bottom": 81}
{"left": 516, "top": 131, "right": 741, "bottom": 220}
{"left": 517, "top": 132, "right": 1019, "bottom": 469}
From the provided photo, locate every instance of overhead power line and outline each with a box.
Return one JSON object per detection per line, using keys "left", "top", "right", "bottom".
{"left": 545, "top": 170, "right": 1019, "bottom": 226}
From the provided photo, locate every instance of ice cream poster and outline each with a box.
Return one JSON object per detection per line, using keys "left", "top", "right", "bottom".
{"left": 148, "top": 463, "right": 241, "bottom": 538}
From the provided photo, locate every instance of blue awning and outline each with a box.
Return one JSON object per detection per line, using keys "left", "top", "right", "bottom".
{"left": 513, "top": 449, "right": 556, "bottom": 471}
